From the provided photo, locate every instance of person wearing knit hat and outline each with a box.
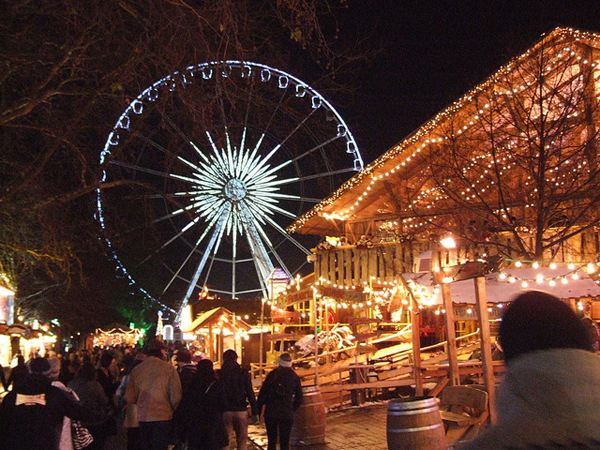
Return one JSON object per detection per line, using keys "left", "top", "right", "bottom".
{"left": 0, "top": 357, "right": 100, "bottom": 450}
{"left": 457, "top": 291, "right": 600, "bottom": 450}
{"left": 218, "top": 349, "right": 259, "bottom": 450}
{"left": 257, "top": 353, "right": 303, "bottom": 450}
{"left": 276, "top": 353, "right": 293, "bottom": 368}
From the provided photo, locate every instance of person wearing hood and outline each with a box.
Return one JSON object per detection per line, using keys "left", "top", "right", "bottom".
{"left": 218, "top": 349, "right": 259, "bottom": 450}
{"left": 0, "top": 357, "right": 99, "bottom": 450}
{"left": 257, "top": 353, "right": 303, "bottom": 450}
{"left": 457, "top": 290, "right": 600, "bottom": 449}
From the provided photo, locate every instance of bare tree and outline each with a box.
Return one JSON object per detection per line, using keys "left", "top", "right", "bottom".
{"left": 400, "top": 30, "right": 600, "bottom": 262}
{"left": 0, "top": 0, "right": 373, "bottom": 328}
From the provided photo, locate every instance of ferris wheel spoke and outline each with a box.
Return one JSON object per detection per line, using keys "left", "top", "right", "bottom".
{"left": 260, "top": 213, "right": 312, "bottom": 255}
{"left": 291, "top": 135, "right": 341, "bottom": 163}
{"left": 246, "top": 197, "right": 297, "bottom": 220}
{"left": 109, "top": 160, "right": 174, "bottom": 180}
{"left": 136, "top": 216, "right": 202, "bottom": 267}
{"left": 253, "top": 191, "right": 321, "bottom": 203}
{"left": 296, "top": 167, "right": 359, "bottom": 181}
{"left": 109, "top": 202, "right": 196, "bottom": 241}
{"left": 160, "top": 238, "right": 204, "bottom": 296}
{"left": 133, "top": 131, "right": 207, "bottom": 176}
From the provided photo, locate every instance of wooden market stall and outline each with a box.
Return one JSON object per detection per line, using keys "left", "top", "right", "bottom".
{"left": 182, "top": 307, "right": 251, "bottom": 365}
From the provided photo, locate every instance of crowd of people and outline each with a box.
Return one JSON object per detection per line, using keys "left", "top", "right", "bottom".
{"left": 0, "top": 340, "right": 303, "bottom": 450}
{"left": 6, "top": 289, "right": 600, "bottom": 450}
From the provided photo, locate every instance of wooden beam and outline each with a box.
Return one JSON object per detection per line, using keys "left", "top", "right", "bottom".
{"left": 411, "top": 307, "right": 424, "bottom": 395}
{"left": 442, "top": 282, "right": 460, "bottom": 385}
{"left": 474, "top": 277, "right": 497, "bottom": 424}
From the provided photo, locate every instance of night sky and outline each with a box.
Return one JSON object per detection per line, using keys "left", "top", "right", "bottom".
{"left": 339, "top": 0, "right": 600, "bottom": 164}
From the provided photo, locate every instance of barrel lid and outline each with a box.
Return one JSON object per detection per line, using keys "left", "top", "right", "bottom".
{"left": 388, "top": 396, "right": 438, "bottom": 410}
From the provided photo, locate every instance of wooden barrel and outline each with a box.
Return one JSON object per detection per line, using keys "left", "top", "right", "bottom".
{"left": 291, "top": 385, "right": 326, "bottom": 445}
{"left": 387, "top": 396, "right": 447, "bottom": 450}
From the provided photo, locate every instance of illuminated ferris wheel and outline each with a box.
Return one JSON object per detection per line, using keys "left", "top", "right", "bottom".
{"left": 97, "top": 61, "right": 363, "bottom": 317}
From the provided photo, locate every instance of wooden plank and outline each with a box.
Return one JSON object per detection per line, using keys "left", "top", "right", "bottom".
{"left": 319, "top": 378, "right": 416, "bottom": 393}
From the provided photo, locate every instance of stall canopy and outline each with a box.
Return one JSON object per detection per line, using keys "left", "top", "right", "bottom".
{"left": 403, "top": 267, "right": 600, "bottom": 305}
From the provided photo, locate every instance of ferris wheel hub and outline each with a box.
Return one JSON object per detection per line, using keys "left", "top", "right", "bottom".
{"left": 224, "top": 178, "right": 248, "bottom": 202}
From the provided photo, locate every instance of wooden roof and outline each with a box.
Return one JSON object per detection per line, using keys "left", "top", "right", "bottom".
{"left": 288, "top": 27, "right": 600, "bottom": 237}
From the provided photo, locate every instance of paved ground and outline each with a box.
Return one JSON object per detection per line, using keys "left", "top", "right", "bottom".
{"left": 103, "top": 401, "right": 389, "bottom": 450}
{"left": 248, "top": 401, "right": 389, "bottom": 450}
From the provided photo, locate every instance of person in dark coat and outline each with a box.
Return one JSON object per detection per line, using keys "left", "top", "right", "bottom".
{"left": 97, "top": 351, "right": 119, "bottom": 404}
{"left": 175, "top": 348, "right": 197, "bottom": 395}
{"left": 173, "top": 359, "right": 228, "bottom": 450}
{"left": 6, "top": 354, "right": 28, "bottom": 390}
{"left": 257, "top": 353, "right": 303, "bottom": 450}
{"left": 68, "top": 362, "right": 113, "bottom": 450}
{"left": 0, "top": 357, "right": 99, "bottom": 450}
{"left": 219, "top": 349, "right": 259, "bottom": 450}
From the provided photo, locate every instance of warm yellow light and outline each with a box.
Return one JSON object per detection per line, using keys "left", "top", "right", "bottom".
{"left": 536, "top": 274, "right": 544, "bottom": 283}
{"left": 439, "top": 236, "right": 456, "bottom": 249}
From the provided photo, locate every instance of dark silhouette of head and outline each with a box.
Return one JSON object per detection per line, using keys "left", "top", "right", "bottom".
{"left": 223, "top": 349, "right": 238, "bottom": 362}
{"left": 499, "top": 290, "right": 592, "bottom": 364}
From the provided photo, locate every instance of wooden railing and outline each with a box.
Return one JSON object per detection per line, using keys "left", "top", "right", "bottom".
{"left": 249, "top": 329, "right": 504, "bottom": 409}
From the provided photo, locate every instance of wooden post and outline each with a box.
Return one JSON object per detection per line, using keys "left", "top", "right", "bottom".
{"left": 411, "top": 307, "right": 424, "bottom": 396}
{"left": 442, "top": 283, "right": 460, "bottom": 386}
{"left": 474, "top": 277, "right": 497, "bottom": 424}
{"left": 208, "top": 325, "right": 214, "bottom": 361}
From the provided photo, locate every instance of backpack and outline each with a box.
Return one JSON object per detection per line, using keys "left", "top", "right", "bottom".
{"left": 221, "top": 365, "right": 248, "bottom": 408}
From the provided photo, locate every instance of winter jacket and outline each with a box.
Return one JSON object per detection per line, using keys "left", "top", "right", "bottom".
{"left": 0, "top": 374, "right": 98, "bottom": 450}
{"left": 124, "top": 355, "right": 182, "bottom": 422}
{"left": 67, "top": 377, "right": 111, "bottom": 427}
{"left": 257, "top": 367, "right": 303, "bottom": 421}
{"left": 457, "top": 348, "right": 600, "bottom": 449}
{"left": 178, "top": 363, "right": 197, "bottom": 395}
{"left": 173, "top": 374, "right": 228, "bottom": 450}
{"left": 219, "top": 360, "right": 258, "bottom": 415}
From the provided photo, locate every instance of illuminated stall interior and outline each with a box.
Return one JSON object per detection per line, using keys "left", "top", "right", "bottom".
{"left": 92, "top": 326, "right": 145, "bottom": 348}
{"left": 182, "top": 306, "right": 251, "bottom": 365}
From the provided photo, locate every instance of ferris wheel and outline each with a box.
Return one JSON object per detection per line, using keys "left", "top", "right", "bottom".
{"left": 96, "top": 61, "right": 363, "bottom": 318}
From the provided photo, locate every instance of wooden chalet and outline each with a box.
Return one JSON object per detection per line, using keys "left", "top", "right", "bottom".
{"left": 284, "top": 28, "right": 600, "bottom": 419}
